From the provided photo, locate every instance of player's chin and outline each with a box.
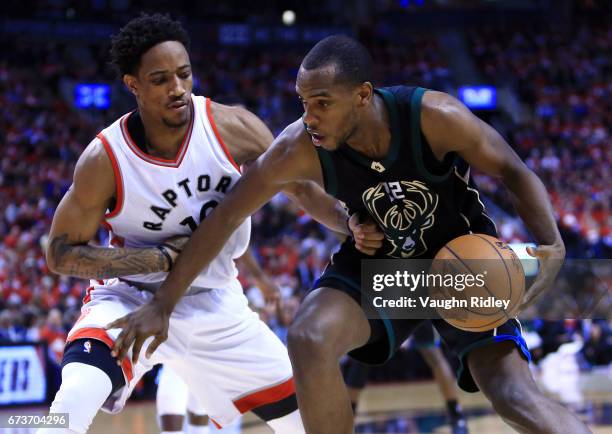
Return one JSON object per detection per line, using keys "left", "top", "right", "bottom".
{"left": 320, "top": 139, "right": 341, "bottom": 151}
{"left": 162, "top": 113, "right": 189, "bottom": 128}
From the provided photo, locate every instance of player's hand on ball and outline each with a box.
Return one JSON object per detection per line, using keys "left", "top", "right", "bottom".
{"left": 348, "top": 213, "right": 384, "bottom": 256}
{"left": 106, "top": 300, "right": 171, "bottom": 364}
{"left": 518, "top": 241, "right": 566, "bottom": 312}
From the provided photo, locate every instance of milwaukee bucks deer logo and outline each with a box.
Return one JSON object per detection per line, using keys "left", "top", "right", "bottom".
{"left": 362, "top": 180, "right": 438, "bottom": 257}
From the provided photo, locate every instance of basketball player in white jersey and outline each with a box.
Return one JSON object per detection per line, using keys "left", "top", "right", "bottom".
{"left": 39, "top": 14, "right": 383, "bottom": 434}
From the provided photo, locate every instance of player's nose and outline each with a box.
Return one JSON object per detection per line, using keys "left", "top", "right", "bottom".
{"left": 169, "top": 75, "right": 186, "bottom": 97}
{"left": 302, "top": 109, "right": 318, "bottom": 129}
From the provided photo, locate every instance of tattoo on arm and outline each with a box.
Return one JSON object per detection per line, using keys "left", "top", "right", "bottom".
{"left": 48, "top": 234, "right": 167, "bottom": 279}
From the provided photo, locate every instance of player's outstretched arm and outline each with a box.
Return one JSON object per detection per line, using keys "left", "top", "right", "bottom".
{"left": 47, "top": 139, "right": 183, "bottom": 279}
{"left": 420, "top": 90, "right": 565, "bottom": 310}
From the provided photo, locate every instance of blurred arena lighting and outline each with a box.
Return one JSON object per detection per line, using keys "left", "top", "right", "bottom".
{"left": 458, "top": 85, "right": 497, "bottom": 110}
{"left": 400, "top": 0, "right": 426, "bottom": 7}
{"left": 74, "top": 83, "right": 111, "bottom": 109}
{"left": 282, "top": 10, "right": 296, "bottom": 26}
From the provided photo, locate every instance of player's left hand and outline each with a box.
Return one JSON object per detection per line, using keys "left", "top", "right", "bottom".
{"left": 106, "top": 299, "right": 171, "bottom": 365}
{"left": 517, "top": 241, "right": 565, "bottom": 313}
{"left": 349, "top": 213, "right": 385, "bottom": 256}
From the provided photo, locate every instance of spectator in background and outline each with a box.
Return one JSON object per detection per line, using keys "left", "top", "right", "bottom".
{"left": 39, "top": 308, "right": 67, "bottom": 364}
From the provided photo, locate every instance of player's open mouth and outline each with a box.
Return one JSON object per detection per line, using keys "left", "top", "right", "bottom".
{"left": 310, "top": 132, "right": 325, "bottom": 146}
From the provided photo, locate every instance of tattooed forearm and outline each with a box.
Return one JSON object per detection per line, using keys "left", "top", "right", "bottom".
{"left": 47, "top": 234, "right": 167, "bottom": 279}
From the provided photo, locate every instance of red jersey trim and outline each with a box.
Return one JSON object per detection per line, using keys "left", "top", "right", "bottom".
{"left": 119, "top": 99, "right": 194, "bottom": 168}
{"left": 97, "top": 133, "right": 124, "bottom": 219}
{"left": 205, "top": 98, "right": 241, "bottom": 173}
{"left": 66, "top": 327, "right": 134, "bottom": 382}
{"left": 82, "top": 286, "right": 94, "bottom": 305}
{"left": 233, "top": 377, "right": 295, "bottom": 414}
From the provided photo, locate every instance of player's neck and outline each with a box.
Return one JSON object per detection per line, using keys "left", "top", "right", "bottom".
{"left": 139, "top": 109, "right": 191, "bottom": 160}
{"left": 345, "top": 94, "right": 391, "bottom": 160}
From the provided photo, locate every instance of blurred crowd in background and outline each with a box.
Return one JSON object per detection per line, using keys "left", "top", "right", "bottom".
{"left": 0, "top": 0, "right": 610, "bottom": 399}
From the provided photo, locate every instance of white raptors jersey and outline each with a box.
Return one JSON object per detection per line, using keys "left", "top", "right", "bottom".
{"left": 95, "top": 95, "right": 250, "bottom": 288}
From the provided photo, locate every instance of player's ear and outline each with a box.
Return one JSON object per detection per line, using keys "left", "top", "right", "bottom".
{"left": 356, "top": 82, "right": 373, "bottom": 107}
{"left": 123, "top": 74, "right": 139, "bottom": 97}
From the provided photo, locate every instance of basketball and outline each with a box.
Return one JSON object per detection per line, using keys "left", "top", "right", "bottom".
{"left": 429, "top": 234, "right": 525, "bottom": 332}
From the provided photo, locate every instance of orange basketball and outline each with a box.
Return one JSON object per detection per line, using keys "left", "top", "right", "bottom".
{"left": 428, "top": 234, "right": 525, "bottom": 332}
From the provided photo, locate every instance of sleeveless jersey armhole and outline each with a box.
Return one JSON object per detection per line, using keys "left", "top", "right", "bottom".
{"left": 97, "top": 133, "right": 124, "bottom": 219}
{"left": 205, "top": 98, "right": 241, "bottom": 173}
{"left": 409, "top": 87, "right": 458, "bottom": 183}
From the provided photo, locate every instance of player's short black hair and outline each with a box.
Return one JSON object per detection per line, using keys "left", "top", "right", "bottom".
{"left": 110, "top": 13, "right": 190, "bottom": 77}
{"left": 301, "top": 35, "right": 373, "bottom": 86}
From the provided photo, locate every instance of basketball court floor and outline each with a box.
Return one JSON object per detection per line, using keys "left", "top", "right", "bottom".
{"left": 3, "top": 367, "right": 611, "bottom": 433}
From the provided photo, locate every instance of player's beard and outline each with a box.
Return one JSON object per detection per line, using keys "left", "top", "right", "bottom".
{"left": 162, "top": 113, "right": 190, "bottom": 129}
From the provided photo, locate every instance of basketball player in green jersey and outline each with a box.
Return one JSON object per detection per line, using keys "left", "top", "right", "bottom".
{"left": 110, "top": 36, "right": 590, "bottom": 434}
